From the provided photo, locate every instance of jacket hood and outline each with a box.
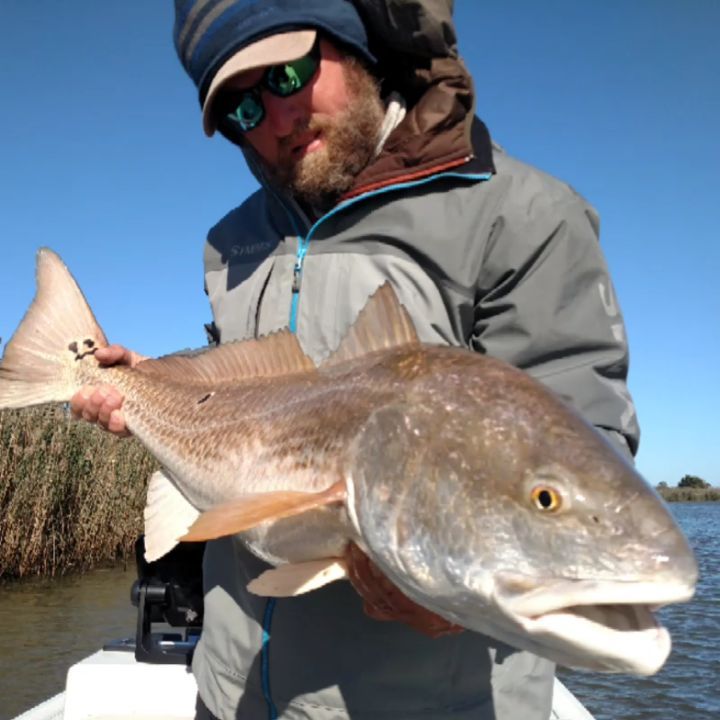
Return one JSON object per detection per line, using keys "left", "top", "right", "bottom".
{"left": 356, "top": 0, "right": 459, "bottom": 59}
{"left": 238, "top": 1, "right": 483, "bottom": 201}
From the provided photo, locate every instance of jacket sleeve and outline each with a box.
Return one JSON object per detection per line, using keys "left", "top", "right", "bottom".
{"left": 471, "top": 171, "right": 640, "bottom": 459}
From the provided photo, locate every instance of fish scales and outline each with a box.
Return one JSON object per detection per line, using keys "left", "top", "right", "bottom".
{"left": 98, "top": 371, "right": 354, "bottom": 499}
{"left": 0, "top": 248, "right": 699, "bottom": 676}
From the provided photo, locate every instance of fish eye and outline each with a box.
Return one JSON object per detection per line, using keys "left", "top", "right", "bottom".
{"left": 531, "top": 486, "right": 562, "bottom": 512}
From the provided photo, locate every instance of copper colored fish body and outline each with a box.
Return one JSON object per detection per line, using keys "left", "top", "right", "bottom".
{"left": 0, "top": 249, "right": 698, "bottom": 675}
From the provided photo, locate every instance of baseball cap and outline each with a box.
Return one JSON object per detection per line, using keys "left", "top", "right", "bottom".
{"left": 173, "top": 0, "right": 375, "bottom": 136}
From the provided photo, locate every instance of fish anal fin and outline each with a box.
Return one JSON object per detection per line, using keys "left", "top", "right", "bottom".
{"left": 135, "top": 330, "right": 316, "bottom": 386}
{"left": 321, "top": 283, "right": 420, "bottom": 367}
{"left": 247, "top": 558, "right": 348, "bottom": 597}
{"left": 179, "top": 481, "right": 347, "bottom": 543}
{"left": 143, "top": 469, "right": 201, "bottom": 562}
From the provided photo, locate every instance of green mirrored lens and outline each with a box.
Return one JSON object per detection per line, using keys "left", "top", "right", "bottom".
{"left": 266, "top": 53, "right": 318, "bottom": 97}
{"left": 216, "top": 42, "right": 319, "bottom": 135}
{"left": 226, "top": 93, "right": 264, "bottom": 131}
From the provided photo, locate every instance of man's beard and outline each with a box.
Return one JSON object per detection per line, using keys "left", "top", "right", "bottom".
{"left": 267, "top": 58, "right": 385, "bottom": 210}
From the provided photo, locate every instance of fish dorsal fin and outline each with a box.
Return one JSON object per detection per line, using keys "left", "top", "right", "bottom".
{"left": 135, "top": 330, "right": 315, "bottom": 385}
{"left": 322, "top": 283, "right": 420, "bottom": 368}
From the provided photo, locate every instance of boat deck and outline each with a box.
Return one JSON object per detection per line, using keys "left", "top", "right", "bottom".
{"left": 12, "top": 648, "right": 595, "bottom": 720}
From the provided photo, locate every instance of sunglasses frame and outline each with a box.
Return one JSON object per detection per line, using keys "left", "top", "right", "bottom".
{"left": 215, "top": 39, "right": 321, "bottom": 136}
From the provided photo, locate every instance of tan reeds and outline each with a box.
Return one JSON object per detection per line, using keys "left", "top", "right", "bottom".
{"left": 657, "top": 485, "right": 720, "bottom": 503}
{"left": 0, "top": 406, "right": 158, "bottom": 578}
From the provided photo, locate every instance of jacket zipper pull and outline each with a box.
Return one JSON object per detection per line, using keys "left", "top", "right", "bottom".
{"left": 292, "top": 262, "right": 302, "bottom": 293}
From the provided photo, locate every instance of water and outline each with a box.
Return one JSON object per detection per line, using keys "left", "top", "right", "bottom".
{"left": 560, "top": 503, "right": 719, "bottom": 719}
{"left": 0, "top": 565, "right": 136, "bottom": 720}
{"left": 0, "top": 506, "right": 718, "bottom": 719}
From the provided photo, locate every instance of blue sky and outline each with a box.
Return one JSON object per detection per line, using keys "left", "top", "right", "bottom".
{"left": 1, "top": 2, "right": 718, "bottom": 487}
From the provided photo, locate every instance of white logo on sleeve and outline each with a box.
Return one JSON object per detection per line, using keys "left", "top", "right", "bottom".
{"left": 599, "top": 282, "right": 625, "bottom": 343}
{"left": 598, "top": 282, "right": 636, "bottom": 431}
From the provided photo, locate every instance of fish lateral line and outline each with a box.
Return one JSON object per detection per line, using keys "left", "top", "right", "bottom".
{"left": 179, "top": 480, "right": 348, "bottom": 542}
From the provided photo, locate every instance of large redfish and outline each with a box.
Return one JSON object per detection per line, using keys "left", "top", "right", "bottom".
{"left": 0, "top": 249, "right": 697, "bottom": 675}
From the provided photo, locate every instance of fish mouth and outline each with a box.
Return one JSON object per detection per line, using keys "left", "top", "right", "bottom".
{"left": 493, "top": 572, "right": 696, "bottom": 674}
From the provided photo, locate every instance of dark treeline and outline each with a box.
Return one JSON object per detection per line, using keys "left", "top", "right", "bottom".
{"left": 656, "top": 486, "right": 720, "bottom": 503}
{"left": 0, "top": 407, "right": 157, "bottom": 579}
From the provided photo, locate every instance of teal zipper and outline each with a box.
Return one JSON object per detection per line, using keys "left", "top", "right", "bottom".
{"left": 288, "top": 171, "right": 492, "bottom": 332}
{"left": 263, "top": 169, "right": 491, "bottom": 719}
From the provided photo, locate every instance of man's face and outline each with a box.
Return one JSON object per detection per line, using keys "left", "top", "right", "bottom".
{"left": 216, "top": 38, "right": 385, "bottom": 208}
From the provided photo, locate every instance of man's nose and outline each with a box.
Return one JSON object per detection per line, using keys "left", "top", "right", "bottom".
{"left": 262, "top": 92, "right": 308, "bottom": 137}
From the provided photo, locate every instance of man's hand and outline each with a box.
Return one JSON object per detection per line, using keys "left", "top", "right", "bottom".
{"left": 344, "top": 543, "right": 464, "bottom": 638}
{"left": 69, "top": 344, "right": 145, "bottom": 437}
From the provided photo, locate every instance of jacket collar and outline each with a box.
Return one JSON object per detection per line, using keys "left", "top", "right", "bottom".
{"left": 240, "top": 53, "right": 495, "bottom": 210}
{"left": 341, "top": 55, "right": 495, "bottom": 200}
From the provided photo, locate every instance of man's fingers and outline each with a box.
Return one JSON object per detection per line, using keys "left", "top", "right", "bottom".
{"left": 70, "top": 387, "right": 93, "bottom": 420}
{"left": 95, "top": 343, "right": 146, "bottom": 368}
{"left": 345, "top": 542, "right": 464, "bottom": 638}
{"left": 106, "top": 409, "right": 130, "bottom": 437}
{"left": 95, "top": 344, "right": 130, "bottom": 366}
{"left": 95, "top": 386, "right": 123, "bottom": 429}
{"left": 68, "top": 342, "right": 139, "bottom": 437}
{"left": 81, "top": 385, "right": 109, "bottom": 421}
{"left": 70, "top": 384, "right": 129, "bottom": 436}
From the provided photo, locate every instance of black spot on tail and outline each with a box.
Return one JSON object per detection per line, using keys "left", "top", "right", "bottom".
{"left": 69, "top": 338, "right": 98, "bottom": 361}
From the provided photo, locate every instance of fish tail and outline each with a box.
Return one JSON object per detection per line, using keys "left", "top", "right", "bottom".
{"left": 0, "top": 248, "right": 108, "bottom": 408}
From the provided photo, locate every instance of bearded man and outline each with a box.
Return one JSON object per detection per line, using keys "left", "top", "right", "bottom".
{"left": 73, "top": 1, "right": 640, "bottom": 718}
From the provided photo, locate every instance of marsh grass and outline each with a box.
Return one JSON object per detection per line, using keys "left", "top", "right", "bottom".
{"left": 657, "top": 486, "right": 720, "bottom": 502}
{"left": 2, "top": 405, "right": 714, "bottom": 579}
{"left": 0, "top": 406, "right": 158, "bottom": 578}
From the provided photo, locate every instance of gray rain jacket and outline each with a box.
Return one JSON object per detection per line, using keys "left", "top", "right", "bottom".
{"left": 192, "top": 3, "right": 640, "bottom": 718}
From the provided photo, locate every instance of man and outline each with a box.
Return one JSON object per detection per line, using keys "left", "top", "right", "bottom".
{"left": 74, "top": 1, "right": 640, "bottom": 718}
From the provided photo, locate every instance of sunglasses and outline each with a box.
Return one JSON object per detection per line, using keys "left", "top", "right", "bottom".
{"left": 215, "top": 40, "right": 321, "bottom": 134}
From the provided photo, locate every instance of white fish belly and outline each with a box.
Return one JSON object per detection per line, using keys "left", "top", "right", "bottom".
{"left": 241, "top": 505, "right": 356, "bottom": 566}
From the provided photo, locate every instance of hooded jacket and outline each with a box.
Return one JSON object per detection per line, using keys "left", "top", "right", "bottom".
{"left": 192, "top": 3, "right": 640, "bottom": 718}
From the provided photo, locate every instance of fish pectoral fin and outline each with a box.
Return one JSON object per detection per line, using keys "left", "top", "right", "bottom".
{"left": 144, "top": 469, "right": 201, "bottom": 562}
{"left": 179, "top": 481, "right": 347, "bottom": 542}
{"left": 247, "top": 558, "right": 349, "bottom": 597}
